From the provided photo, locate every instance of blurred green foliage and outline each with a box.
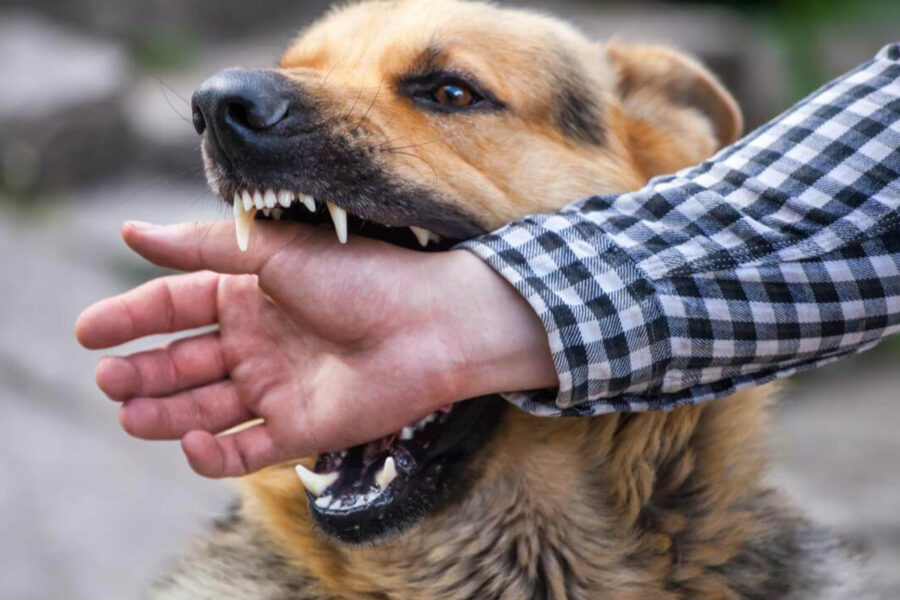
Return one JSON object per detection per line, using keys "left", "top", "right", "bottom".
{"left": 592, "top": 0, "right": 900, "bottom": 102}
{"left": 130, "top": 26, "right": 199, "bottom": 71}
{"left": 720, "top": 0, "right": 900, "bottom": 100}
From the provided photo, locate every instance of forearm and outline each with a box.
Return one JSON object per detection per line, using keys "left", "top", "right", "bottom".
{"left": 436, "top": 250, "right": 557, "bottom": 400}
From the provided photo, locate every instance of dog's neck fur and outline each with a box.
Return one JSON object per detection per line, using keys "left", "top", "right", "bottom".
{"left": 184, "top": 388, "right": 855, "bottom": 600}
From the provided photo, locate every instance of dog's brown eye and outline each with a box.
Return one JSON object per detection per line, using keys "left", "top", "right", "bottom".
{"left": 406, "top": 73, "right": 500, "bottom": 113}
{"left": 435, "top": 83, "right": 475, "bottom": 108}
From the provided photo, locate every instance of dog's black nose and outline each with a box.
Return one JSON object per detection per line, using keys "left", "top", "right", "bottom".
{"left": 191, "top": 69, "right": 293, "bottom": 154}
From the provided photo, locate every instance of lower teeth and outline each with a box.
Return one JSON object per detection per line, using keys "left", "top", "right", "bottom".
{"left": 298, "top": 409, "right": 447, "bottom": 509}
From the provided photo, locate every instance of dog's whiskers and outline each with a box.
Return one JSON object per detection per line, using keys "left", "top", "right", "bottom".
{"left": 351, "top": 77, "right": 386, "bottom": 133}
{"left": 384, "top": 150, "right": 439, "bottom": 179}
{"left": 155, "top": 76, "right": 193, "bottom": 125}
{"left": 379, "top": 131, "right": 465, "bottom": 153}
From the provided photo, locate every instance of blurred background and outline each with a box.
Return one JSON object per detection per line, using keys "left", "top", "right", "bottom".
{"left": 0, "top": 0, "right": 898, "bottom": 598}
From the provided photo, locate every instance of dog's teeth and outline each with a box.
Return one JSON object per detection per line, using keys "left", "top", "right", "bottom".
{"left": 233, "top": 197, "right": 257, "bottom": 253}
{"left": 278, "top": 190, "right": 293, "bottom": 208}
{"left": 253, "top": 190, "right": 264, "bottom": 210}
{"left": 295, "top": 464, "right": 339, "bottom": 497}
{"left": 300, "top": 193, "right": 316, "bottom": 212}
{"left": 264, "top": 188, "right": 277, "bottom": 209}
{"left": 326, "top": 202, "right": 348, "bottom": 244}
{"left": 272, "top": 207, "right": 283, "bottom": 220}
{"left": 410, "top": 226, "right": 432, "bottom": 247}
{"left": 374, "top": 457, "right": 397, "bottom": 489}
{"left": 416, "top": 413, "right": 437, "bottom": 429}
{"left": 400, "top": 426, "right": 415, "bottom": 441}
{"left": 241, "top": 190, "right": 253, "bottom": 212}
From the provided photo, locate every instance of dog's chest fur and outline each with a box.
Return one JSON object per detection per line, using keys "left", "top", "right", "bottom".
{"left": 151, "top": 493, "right": 863, "bottom": 600}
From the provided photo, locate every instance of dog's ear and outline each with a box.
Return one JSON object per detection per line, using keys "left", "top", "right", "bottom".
{"left": 605, "top": 42, "right": 742, "bottom": 177}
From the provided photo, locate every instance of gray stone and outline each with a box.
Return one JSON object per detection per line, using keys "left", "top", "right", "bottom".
{"left": 0, "top": 178, "right": 229, "bottom": 600}
{"left": 0, "top": 12, "right": 133, "bottom": 194}
{"left": 3, "top": 0, "right": 331, "bottom": 39}
{"left": 772, "top": 355, "right": 900, "bottom": 600}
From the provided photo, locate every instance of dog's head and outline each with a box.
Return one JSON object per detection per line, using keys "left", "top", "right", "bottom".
{"left": 192, "top": 0, "right": 741, "bottom": 545}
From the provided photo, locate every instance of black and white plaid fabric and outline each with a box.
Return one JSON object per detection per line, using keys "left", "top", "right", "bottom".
{"left": 461, "top": 43, "right": 900, "bottom": 417}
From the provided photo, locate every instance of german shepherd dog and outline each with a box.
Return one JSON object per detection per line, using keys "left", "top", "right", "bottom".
{"left": 155, "top": 1, "right": 863, "bottom": 598}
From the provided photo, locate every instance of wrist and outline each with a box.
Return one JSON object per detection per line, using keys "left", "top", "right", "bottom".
{"left": 434, "top": 250, "right": 557, "bottom": 402}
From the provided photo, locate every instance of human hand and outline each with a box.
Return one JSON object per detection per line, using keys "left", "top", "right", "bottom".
{"left": 75, "top": 221, "right": 556, "bottom": 478}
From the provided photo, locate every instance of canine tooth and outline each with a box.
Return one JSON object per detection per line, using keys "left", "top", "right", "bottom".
{"left": 295, "top": 464, "right": 339, "bottom": 497}
{"left": 374, "top": 457, "right": 397, "bottom": 489}
{"left": 300, "top": 193, "right": 316, "bottom": 212}
{"left": 241, "top": 190, "right": 253, "bottom": 212}
{"left": 278, "top": 190, "right": 293, "bottom": 208}
{"left": 253, "top": 190, "right": 264, "bottom": 210}
{"left": 410, "top": 226, "right": 432, "bottom": 247}
{"left": 233, "top": 198, "right": 257, "bottom": 252}
{"left": 264, "top": 188, "right": 277, "bottom": 208}
{"left": 326, "top": 202, "right": 348, "bottom": 244}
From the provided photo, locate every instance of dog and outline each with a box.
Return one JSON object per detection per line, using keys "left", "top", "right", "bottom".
{"left": 154, "top": 1, "right": 863, "bottom": 598}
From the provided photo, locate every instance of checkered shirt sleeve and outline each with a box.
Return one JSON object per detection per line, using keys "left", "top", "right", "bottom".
{"left": 460, "top": 43, "right": 900, "bottom": 417}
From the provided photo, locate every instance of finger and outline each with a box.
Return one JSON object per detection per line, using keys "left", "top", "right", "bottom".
{"left": 119, "top": 380, "right": 254, "bottom": 440}
{"left": 121, "top": 220, "right": 311, "bottom": 276}
{"left": 76, "top": 271, "right": 220, "bottom": 349}
{"left": 95, "top": 332, "right": 227, "bottom": 401}
{"left": 181, "top": 425, "right": 287, "bottom": 478}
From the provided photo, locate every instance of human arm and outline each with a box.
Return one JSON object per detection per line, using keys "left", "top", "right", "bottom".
{"left": 462, "top": 43, "right": 900, "bottom": 415}
{"left": 75, "top": 222, "right": 556, "bottom": 478}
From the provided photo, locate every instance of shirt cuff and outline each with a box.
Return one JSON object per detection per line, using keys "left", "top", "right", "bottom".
{"left": 458, "top": 210, "right": 670, "bottom": 413}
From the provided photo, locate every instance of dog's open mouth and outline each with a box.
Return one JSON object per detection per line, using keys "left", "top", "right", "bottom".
{"left": 216, "top": 182, "right": 503, "bottom": 543}
{"left": 299, "top": 397, "right": 502, "bottom": 543}
{"left": 228, "top": 186, "right": 460, "bottom": 253}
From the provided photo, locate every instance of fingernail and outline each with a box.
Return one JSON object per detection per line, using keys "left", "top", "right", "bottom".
{"left": 126, "top": 220, "right": 157, "bottom": 231}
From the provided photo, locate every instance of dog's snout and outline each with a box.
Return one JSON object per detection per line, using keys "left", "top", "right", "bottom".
{"left": 191, "top": 69, "right": 296, "bottom": 156}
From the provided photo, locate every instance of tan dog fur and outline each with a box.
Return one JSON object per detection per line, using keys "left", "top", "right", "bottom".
{"left": 154, "top": 2, "right": 859, "bottom": 598}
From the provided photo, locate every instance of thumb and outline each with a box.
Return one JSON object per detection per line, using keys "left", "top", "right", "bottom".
{"left": 122, "top": 218, "right": 313, "bottom": 275}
